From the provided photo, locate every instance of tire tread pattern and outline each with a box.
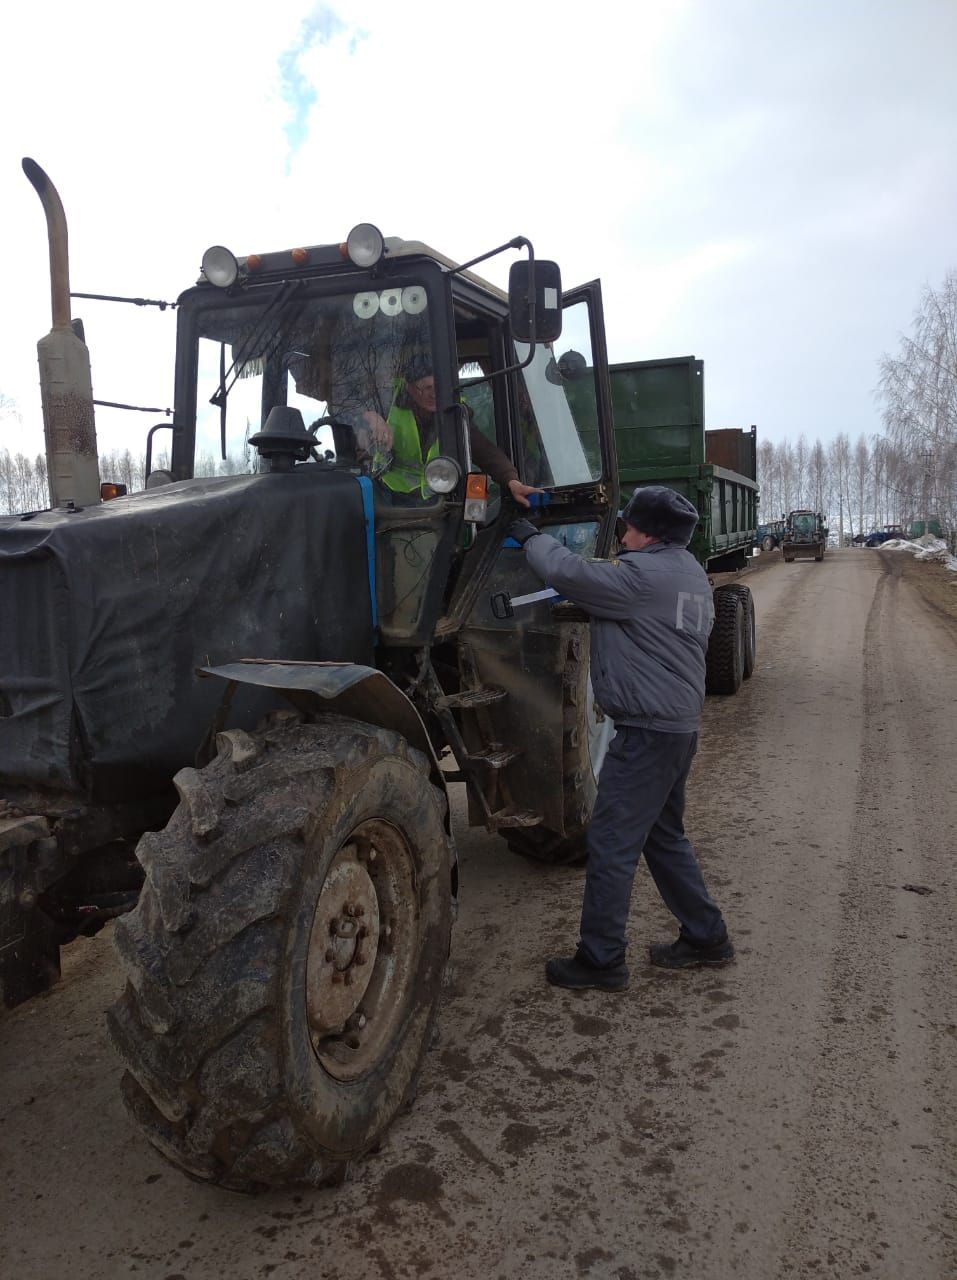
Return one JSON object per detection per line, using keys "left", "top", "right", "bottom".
{"left": 108, "top": 716, "right": 445, "bottom": 1192}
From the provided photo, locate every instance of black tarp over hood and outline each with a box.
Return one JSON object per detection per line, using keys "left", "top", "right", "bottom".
{"left": 0, "top": 468, "right": 374, "bottom": 802}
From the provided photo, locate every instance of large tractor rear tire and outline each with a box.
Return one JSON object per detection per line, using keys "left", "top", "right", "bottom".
{"left": 706, "top": 586, "right": 745, "bottom": 695}
{"left": 108, "top": 715, "right": 453, "bottom": 1193}
{"left": 503, "top": 633, "right": 613, "bottom": 866}
{"left": 761, "top": 535, "right": 776, "bottom": 553}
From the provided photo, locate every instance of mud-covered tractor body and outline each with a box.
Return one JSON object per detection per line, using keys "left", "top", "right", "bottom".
{"left": 2, "top": 209, "right": 620, "bottom": 1189}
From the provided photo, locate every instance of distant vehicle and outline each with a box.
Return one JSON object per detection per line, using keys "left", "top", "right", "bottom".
{"left": 864, "top": 524, "right": 906, "bottom": 548}
{"left": 782, "top": 509, "right": 827, "bottom": 562}
{"left": 755, "top": 519, "right": 785, "bottom": 553}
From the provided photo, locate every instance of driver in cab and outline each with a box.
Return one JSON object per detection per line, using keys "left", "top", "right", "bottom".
{"left": 363, "top": 355, "right": 540, "bottom": 507}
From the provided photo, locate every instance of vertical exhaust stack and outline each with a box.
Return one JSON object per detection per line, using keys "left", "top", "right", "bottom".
{"left": 22, "top": 158, "right": 100, "bottom": 509}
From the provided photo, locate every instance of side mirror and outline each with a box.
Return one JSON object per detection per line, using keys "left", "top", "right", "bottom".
{"left": 509, "top": 260, "right": 562, "bottom": 344}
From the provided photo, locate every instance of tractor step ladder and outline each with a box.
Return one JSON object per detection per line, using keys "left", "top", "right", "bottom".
{"left": 466, "top": 742, "right": 521, "bottom": 769}
{"left": 435, "top": 685, "right": 507, "bottom": 711}
{"left": 422, "top": 670, "right": 542, "bottom": 832}
{"left": 487, "top": 806, "right": 542, "bottom": 828}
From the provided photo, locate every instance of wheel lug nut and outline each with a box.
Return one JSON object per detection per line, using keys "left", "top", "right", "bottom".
{"left": 344, "top": 971, "right": 354, "bottom": 985}
{"left": 332, "top": 972, "right": 344, "bottom": 985}
{"left": 355, "top": 905, "right": 365, "bottom": 918}
{"left": 324, "top": 948, "right": 334, "bottom": 963}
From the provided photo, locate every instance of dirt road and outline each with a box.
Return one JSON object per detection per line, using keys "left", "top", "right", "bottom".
{"left": 2, "top": 549, "right": 955, "bottom": 1280}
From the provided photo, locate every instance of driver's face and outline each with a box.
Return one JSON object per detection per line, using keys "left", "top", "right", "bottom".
{"left": 407, "top": 375, "right": 437, "bottom": 414}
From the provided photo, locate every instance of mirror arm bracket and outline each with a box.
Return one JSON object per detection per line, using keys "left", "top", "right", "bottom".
{"left": 447, "top": 235, "right": 531, "bottom": 279}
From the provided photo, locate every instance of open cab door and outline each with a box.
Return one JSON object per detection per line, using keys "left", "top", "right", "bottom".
{"left": 512, "top": 279, "right": 619, "bottom": 555}
{"left": 438, "top": 280, "right": 619, "bottom": 850}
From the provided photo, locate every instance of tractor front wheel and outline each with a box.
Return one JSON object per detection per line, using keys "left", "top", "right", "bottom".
{"left": 108, "top": 715, "right": 453, "bottom": 1192}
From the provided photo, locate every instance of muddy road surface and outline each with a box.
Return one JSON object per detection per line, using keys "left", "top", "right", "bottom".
{"left": 2, "top": 549, "right": 955, "bottom": 1280}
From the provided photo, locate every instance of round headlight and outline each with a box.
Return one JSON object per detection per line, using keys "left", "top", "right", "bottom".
{"left": 424, "top": 456, "right": 462, "bottom": 495}
{"left": 346, "top": 223, "right": 385, "bottom": 268}
{"left": 201, "top": 245, "right": 240, "bottom": 288}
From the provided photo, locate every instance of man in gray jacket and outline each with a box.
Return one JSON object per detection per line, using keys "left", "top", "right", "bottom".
{"left": 508, "top": 485, "right": 733, "bottom": 991}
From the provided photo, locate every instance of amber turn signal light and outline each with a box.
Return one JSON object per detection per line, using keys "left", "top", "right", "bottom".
{"left": 100, "top": 482, "right": 127, "bottom": 501}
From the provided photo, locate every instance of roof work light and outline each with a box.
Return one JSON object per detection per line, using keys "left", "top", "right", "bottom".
{"left": 344, "top": 224, "right": 385, "bottom": 269}
{"left": 201, "top": 245, "right": 240, "bottom": 288}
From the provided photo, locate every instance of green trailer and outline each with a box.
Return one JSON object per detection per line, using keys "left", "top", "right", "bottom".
{"left": 568, "top": 354, "right": 758, "bottom": 695}
{"left": 606, "top": 356, "right": 758, "bottom": 573}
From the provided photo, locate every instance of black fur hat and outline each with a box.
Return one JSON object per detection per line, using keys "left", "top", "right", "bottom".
{"left": 622, "top": 485, "right": 699, "bottom": 546}
{"left": 403, "top": 353, "right": 433, "bottom": 383}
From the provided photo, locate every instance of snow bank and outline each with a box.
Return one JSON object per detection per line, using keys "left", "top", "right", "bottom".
{"left": 879, "top": 536, "right": 957, "bottom": 573}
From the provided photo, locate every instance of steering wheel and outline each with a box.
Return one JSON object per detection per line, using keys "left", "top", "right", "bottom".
{"left": 306, "top": 416, "right": 359, "bottom": 466}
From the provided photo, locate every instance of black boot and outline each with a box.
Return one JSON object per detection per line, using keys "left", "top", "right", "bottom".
{"left": 545, "top": 950, "right": 629, "bottom": 991}
{"left": 649, "top": 932, "right": 734, "bottom": 970}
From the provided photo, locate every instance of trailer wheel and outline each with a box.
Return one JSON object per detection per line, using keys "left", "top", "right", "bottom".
{"left": 503, "top": 631, "right": 612, "bottom": 866}
{"left": 706, "top": 587, "right": 745, "bottom": 695}
{"left": 723, "top": 584, "right": 756, "bottom": 679}
{"left": 108, "top": 715, "right": 452, "bottom": 1193}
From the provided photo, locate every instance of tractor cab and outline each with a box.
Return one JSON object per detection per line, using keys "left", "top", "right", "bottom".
{"left": 158, "top": 227, "right": 618, "bottom": 645}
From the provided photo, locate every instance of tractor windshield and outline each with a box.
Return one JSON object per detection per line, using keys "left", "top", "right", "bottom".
{"left": 791, "top": 513, "right": 816, "bottom": 535}
{"left": 190, "top": 283, "right": 433, "bottom": 474}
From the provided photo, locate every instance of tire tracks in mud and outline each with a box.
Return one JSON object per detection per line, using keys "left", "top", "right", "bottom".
{"left": 768, "top": 560, "right": 957, "bottom": 1278}
{"left": 654, "top": 552, "right": 956, "bottom": 1277}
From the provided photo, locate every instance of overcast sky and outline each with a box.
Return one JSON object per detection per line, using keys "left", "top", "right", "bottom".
{"left": 2, "top": 0, "right": 955, "bottom": 462}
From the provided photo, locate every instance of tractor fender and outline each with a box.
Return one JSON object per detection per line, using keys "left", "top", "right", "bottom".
{"left": 198, "top": 660, "right": 450, "bottom": 829}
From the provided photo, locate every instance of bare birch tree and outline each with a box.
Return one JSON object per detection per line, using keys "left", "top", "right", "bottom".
{"left": 879, "top": 270, "right": 957, "bottom": 535}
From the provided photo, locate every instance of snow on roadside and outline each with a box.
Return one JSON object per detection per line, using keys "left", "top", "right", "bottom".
{"left": 879, "top": 536, "right": 957, "bottom": 573}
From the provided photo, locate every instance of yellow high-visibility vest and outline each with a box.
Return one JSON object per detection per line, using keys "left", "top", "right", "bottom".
{"left": 379, "top": 404, "right": 440, "bottom": 497}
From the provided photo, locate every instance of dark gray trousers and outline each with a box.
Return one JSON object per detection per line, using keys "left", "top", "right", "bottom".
{"left": 579, "top": 726, "right": 726, "bottom": 967}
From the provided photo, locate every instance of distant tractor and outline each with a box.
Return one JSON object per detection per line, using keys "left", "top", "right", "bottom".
{"left": 755, "top": 519, "right": 786, "bottom": 553}
{"left": 864, "top": 524, "right": 906, "bottom": 547}
{"left": 782, "top": 509, "right": 827, "bottom": 562}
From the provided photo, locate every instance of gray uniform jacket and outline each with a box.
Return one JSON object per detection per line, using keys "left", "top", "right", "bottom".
{"left": 524, "top": 534, "right": 715, "bottom": 734}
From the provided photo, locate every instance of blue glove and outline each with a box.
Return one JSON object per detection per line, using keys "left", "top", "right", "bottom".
{"left": 507, "top": 518, "right": 539, "bottom": 547}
